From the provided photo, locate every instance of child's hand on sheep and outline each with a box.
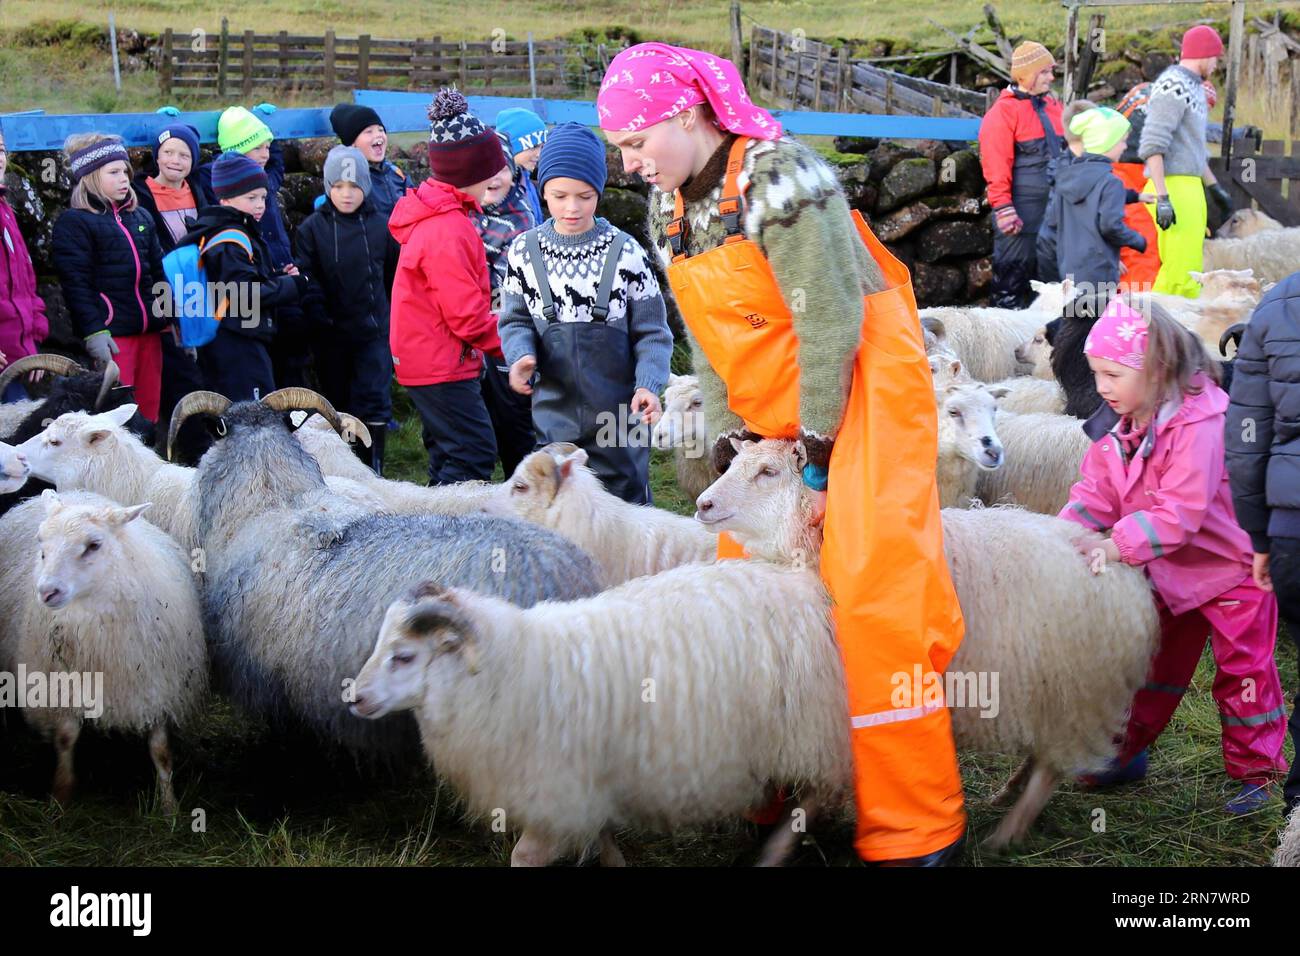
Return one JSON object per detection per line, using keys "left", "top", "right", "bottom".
{"left": 1072, "top": 530, "right": 1121, "bottom": 574}
{"left": 1253, "top": 552, "right": 1273, "bottom": 592}
{"left": 509, "top": 355, "right": 537, "bottom": 395}
{"left": 631, "top": 388, "right": 662, "bottom": 425}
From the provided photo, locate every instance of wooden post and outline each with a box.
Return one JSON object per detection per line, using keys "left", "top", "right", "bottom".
{"left": 242, "top": 30, "right": 254, "bottom": 98}
{"left": 357, "top": 34, "right": 371, "bottom": 90}
{"left": 838, "top": 46, "right": 851, "bottom": 111}
{"left": 432, "top": 36, "right": 442, "bottom": 90}
{"left": 730, "top": 1, "right": 744, "bottom": 76}
{"left": 748, "top": 25, "right": 758, "bottom": 93}
{"left": 813, "top": 47, "right": 824, "bottom": 111}
{"left": 885, "top": 73, "right": 894, "bottom": 114}
{"left": 324, "top": 29, "right": 336, "bottom": 96}
{"left": 1073, "top": 13, "right": 1105, "bottom": 101}
{"left": 218, "top": 17, "right": 230, "bottom": 98}
{"left": 770, "top": 28, "right": 779, "bottom": 104}
{"left": 109, "top": 12, "right": 121, "bottom": 93}
{"left": 528, "top": 32, "right": 537, "bottom": 98}
{"left": 278, "top": 30, "right": 289, "bottom": 86}
{"left": 1291, "top": 57, "right": 1300, "bottom": 141}
{"left": 1063, "top": 1, "right": 1080, "bottom": 104}
{"left": 950, "top": 52, "right": 957, "bottom": 87}
{"left": 1222, "top": 0, "right": 1246, "bottom": 166}
{"left": 459, "top": 39, "right": 468, "bottom": 91}
{"left": 795, "top": 49, "right": 805, "bottom": 108}
{"left": 160, "top": 28, "right": 174, "bottom": 97}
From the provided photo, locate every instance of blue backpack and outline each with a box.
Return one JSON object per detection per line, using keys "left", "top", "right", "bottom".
{"left": 160, "top": 228, "right": 254, "bottom": 347}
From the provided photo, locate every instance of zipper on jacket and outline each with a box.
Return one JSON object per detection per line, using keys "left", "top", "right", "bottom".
{"left": 112, "top": 205, "right": 148, "bottom": 332}
{"left": 360, "top": 210, "right": 378, "bottom": 329}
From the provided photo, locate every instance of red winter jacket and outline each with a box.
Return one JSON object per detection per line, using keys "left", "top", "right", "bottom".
{"left": 978, "top": 86, "right": 1065, "bottom": 213}
{"left": 0, "top": 188, "right": 49, "bottom": 362}
{"left": 388, "top": 179, "right": 503, "bottom": 387}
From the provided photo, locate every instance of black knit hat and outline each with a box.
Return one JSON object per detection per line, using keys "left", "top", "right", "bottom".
{"left": 330, "top": 103, "right": 384, "bottom": 147}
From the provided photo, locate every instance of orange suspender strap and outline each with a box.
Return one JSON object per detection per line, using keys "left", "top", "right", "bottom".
{"left": 667, "top": 135, "right": 752, "bottom": 262}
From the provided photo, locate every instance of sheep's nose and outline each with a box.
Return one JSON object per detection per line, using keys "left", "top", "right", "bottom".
{"left": 697, "top": 498, "right": 714, "bottom": 514}
{"left": 40, "top": 586, "right": 62, "bottom": 606}
{"left": 981, "top": 436, "right": 996, "bottom": 448}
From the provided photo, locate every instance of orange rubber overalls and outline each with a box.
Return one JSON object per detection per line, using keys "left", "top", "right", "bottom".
{"left": 664, "top": 137, "right": 967, "bottom": 861}
{"left": 1112, "top": 161, "right": 1161, "bottom": 293}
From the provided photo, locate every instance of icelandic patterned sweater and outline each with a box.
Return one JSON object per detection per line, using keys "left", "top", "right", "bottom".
{"left": 498, "top": 217, "right": 673, "bottom": 396}
{"left": 1137, "top": 64, "right": 1209, "bottom": 177}
{"left": 645, "top": 133, "right": 883, "bottom": 441}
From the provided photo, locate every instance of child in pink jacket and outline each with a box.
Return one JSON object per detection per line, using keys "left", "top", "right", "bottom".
{"left": 1060, "top": 296, "right": 1288, "bottom": 813}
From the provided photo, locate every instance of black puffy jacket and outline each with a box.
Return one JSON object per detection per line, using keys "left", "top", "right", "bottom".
{"left": 1225, "top": 272, "right": 1300, "bottom": 552}
{"left": 292, "top": 195, "right": 397, "bottom": 341}
{"left": 133, "top": 168, "right": 211, "bottom": 255}
{"left": 177, "top": 205, "right": 304, "bottom": 343}
{"left": 51, "top": 198, "right": 166, "bottom": 340}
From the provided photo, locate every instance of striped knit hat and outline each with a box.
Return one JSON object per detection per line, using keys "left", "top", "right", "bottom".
{"left": 426, "top": 88, "right": 508, "bottom": 188}
{"left": 211, "top": 150, "right": 268, "bottom": 199}
{"left": 537, "top": 123, "right": 607, "bottom": 198}
{"left": 67, "top": 136, "right": 130, "bottom": 183}
{"left": 1011, "top": 42, "right": 1054, "bottom": 89}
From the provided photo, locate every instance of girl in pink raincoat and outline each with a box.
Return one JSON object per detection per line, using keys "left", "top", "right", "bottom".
{"left": 1060, "top": 295, "right": 1288, "bottom": 813}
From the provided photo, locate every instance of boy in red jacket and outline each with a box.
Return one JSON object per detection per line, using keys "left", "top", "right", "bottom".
{"left": 389, "top": 89, "right": 512, "bottom": 484}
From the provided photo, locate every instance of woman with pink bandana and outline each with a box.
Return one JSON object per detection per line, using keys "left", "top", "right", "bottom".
{"left": 1060, "top": 297, "right": 1288, "bottom": 813}
{"left": 599, "top": 43, "right": 968, "bottom": 865}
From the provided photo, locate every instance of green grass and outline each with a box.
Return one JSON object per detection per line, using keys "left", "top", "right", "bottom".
{"left": 0, "top": 387, "right": 1294, "bottom": 867}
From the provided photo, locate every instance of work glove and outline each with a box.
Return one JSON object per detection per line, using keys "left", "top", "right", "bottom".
{"left": 1207, "top": 182, "right": 1234, "bottom": 216}
{"left": 1154, "top": 194, "right": 1177, "bottom": 231}
{"left": 155, "top": 105, "right": 181, "bottom": 116}
{"left": 712, "top": 428, "right": 835, "bottom": 475}
{"left": 1238, "top": 124, "right": 1264, "bottom": 150}
{"left": 252, "top": 103, "right": 277, "bottom": 116}
{"left": 993, "top": 204, "right": 1024, "bottom": 236}
{"left": 84, "top": 330, "right": 120, "bottom": 365}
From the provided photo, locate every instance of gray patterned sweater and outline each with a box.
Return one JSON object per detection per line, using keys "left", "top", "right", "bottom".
{"left": 1137, "top": 64, "right": 1210, "bottom": 177}
{"left": 498, "top": 218, "right": 673, "bottom": 396}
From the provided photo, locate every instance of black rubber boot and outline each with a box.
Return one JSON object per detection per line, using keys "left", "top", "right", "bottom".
{"left": 366, "top": 423, "right": 387, "bottom": 478}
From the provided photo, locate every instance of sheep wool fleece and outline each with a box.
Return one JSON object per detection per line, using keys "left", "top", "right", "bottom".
{"left": 647, "top": 135, "right": 881, "bottom": 439}
{"left": 652, "top": 134, "right": 967, "bottom": 863}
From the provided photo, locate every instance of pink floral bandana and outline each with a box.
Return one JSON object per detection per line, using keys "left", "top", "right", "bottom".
{"left": 596, "top": 42, "right": 783, "bottom": 140}
{"left": 1084, "top": 297, "right": 1149, "bottom": 370}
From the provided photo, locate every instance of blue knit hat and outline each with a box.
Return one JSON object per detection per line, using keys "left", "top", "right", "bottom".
{"left": 495, "top": 108, "right": 548, "bottom": 155}
{"left": 153, "top": 123, "right": 201, "bottom": 166}
{"left": 211, "top": 151, "right": 268, "bottom": 199}
{"left": 537, "top": 123, "right": 607, "bottom": 198}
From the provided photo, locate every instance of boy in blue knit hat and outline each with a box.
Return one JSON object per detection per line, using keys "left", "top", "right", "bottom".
{"left": 498, "top": 122, "right": 672, "bottom": 504}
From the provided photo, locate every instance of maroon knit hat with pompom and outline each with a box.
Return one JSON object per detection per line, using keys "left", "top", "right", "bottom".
{"left": 426, "top": 88, "right": 508, "bottom": 189}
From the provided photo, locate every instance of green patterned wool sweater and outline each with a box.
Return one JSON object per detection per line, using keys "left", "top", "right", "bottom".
{"left": 646, "top": 134, "right": 883, "bottom": 441}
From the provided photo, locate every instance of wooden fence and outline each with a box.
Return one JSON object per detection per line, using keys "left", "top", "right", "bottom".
{"left": 158, "top": 24, "right": 621, "bottom": 98}
{"left": 747, "top": 26, "right": 988, "bottom": 120}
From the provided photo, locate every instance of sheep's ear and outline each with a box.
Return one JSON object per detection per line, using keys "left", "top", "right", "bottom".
{"left": 1030, "top": 280, "right": 1045, "bottom": 293}
{"left": 1062, "top": 277, "right": 1074, "bottom": 296}
{"left": 791, "top": 440, "right": 808, "bottom": 471}
{"left": 949, "top": 359, "right": 962, "bottom": 377}
{"left": 82, "top": 427, "right": 115, "bottom": 447}
{"left": 524, "top": 451, "right": 558, "bottom": 483}
{"left": 105, "top": 404, "right": 137, "bottom": 427}
{"left": 667, "top": 373, "right": 682, "bottom": 386}
{"left": 729, "top": 435, "right": 745, "bottom": 453}
{"left": 106, "top": 502, "right": 151, "bottom": 526}
{"left": 557, "top": 448, "right": 589, "bottom": 481}
{"left": 1189, "top": 271, "right": 1205, "bottom": 284}
{"left": 40, "top": 489, "right": 62, "bottom": 515}
{"left": 920, "top": 316, "right": 946, "bottom": 339}
{"left": 988, "top": 386, "right": 1012, "bottom": 400}
{"left": 406, "top": 597, "right": 475, "bottom": 651}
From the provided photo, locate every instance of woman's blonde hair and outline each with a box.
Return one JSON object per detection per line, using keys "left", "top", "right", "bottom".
{"left": 64, "top": 132, "right": 138, "bottom": 213}
{"left": 1062, "top": 99, "right": 1096, "bottom": 145}
{"left": 1128, "top": 294, "right": 1222, "bottom": 406}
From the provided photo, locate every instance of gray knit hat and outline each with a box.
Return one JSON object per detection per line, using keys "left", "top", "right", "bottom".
{"left": 323, "top": 145, "right": 372, "bottom": 198}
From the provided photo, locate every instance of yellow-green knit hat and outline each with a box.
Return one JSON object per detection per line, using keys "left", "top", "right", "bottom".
{"left": 217, "top": 106, "right": 273, "bottom": 154}
{"left": 1069, "top": 106, "right": 1131, "bottom": 155}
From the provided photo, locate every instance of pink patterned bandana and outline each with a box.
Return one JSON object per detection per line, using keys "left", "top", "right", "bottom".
{"left": 597, "top": 43, "right": 783, "bottom": 140}
{"left": 1084, "top": 297, "right": 1149, "bottom": 370}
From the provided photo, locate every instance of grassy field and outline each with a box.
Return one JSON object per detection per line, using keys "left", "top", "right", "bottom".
{"left": 0, "top": 383, "right": 1295, "bottom": 867}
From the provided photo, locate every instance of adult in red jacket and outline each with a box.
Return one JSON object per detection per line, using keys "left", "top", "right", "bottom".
{"left": 388, "top": 88, "right": 513, "bottom": 485}
{"left": 979, "top": 42, "right": 1065, "bottom": 309}
{"left": 0, "top": 127, "right": 49, "bottom": 402}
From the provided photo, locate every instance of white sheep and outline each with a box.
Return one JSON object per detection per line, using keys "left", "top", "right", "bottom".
{"left": 0, "top": 440, "right": 29, "bottom": 493}
{"left": 936, "top": 381, "right": 1006, "bottom": 509}
{"left": 1275, "top": 804, "right": 1300, "bottom": 866}
{"left": 293, "top": 413, "right": 497, "bottom": 516}
{"left": 0, "top": 490, "right": 207, "bottom": 812}
{"left": 1013, "top": 327, "right": 1055, "bottom": 381}
{"left": 1216, "top": 208, "right": 1284, "bottom": 239}
{"left": 483, "top": 444, "right": 716, "bottom": 586}
{"left": 975, "top": 411, "right": 1092, "bottom": 515}
{"left": 649, "top": 374, "right": 717, "bottom": 503}
{"left": 350, "top": 565, "right": 852, "bottom": 867}
{"left": 936, "top": 352, "right": 1066, "bottom": 414}
{"left": 1203, "top": 229, "right": 1300, "bottom": 285}
{"left": 1028, "top": 277, "right": 1073, "bottom": 318}
{"left": 700, "top": 437, "right": 1161, "bottom": 850}
{"left": 919, "top": 306, "right": 1045, "bottom": 382}
{"left": 17, "top": 405, "right": 386, "bottom": 550}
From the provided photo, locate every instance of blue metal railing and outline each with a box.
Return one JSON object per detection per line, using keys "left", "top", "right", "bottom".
{"left": 0, "top": 92, "right": 981, "bottom": 152}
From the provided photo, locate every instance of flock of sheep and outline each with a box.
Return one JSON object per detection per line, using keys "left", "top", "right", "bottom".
{"left": 0, "top": 224, "right": 1296, "bottom": 864}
